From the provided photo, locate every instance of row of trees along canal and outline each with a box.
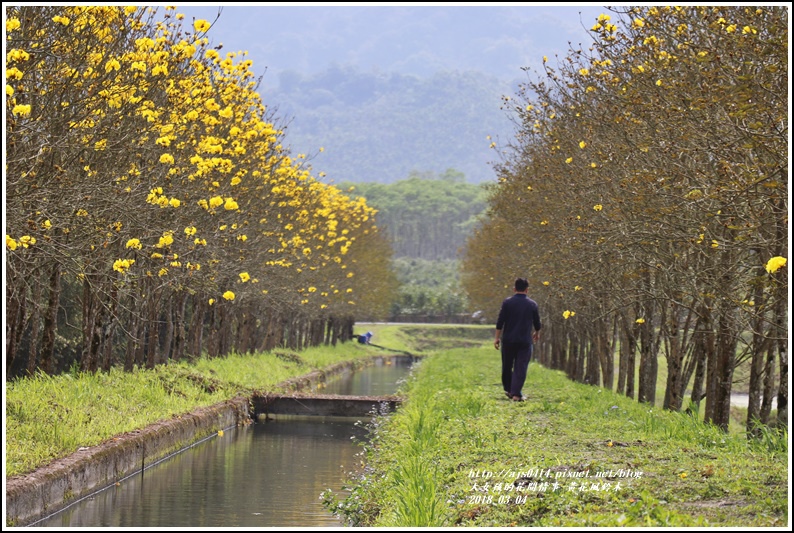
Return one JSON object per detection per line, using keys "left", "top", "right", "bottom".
{"left": 5, "top": 6, "right": 787, "bottom": 443}
{"left": 5, "top": 6, "right": 398, "bottom": 379}
{"left": 461, "top": 6, "right": 788, "bottom": 436}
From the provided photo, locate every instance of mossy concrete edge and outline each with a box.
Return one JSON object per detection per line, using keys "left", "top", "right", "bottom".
{"left": 5, "top": 354, "right": 407, "bottom": 527}
{"left": 5, "top": 397, "right": 249, "bottom": 527}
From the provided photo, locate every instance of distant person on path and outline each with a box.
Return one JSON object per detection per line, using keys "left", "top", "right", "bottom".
{"left": 494, "top": 277, "right": 542, "bottom": 402}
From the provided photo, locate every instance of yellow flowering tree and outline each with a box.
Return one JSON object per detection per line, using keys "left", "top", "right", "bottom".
{"left": 5, "top": 6, "right": 181, "bottom": 373}
{"left": 5, "top": 6, "right": 396, "bottom": 377}
{"left": 462, "top": 6, "right": 787, "bottom": 432}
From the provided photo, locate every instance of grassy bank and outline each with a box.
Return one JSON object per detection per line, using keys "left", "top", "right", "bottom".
{"left": 4, "top": 340, "right": 396, "bottom": 478}
{"left": 4, "top": 323, "right": 476, "bottom": 478}
{"left": 6, "top": 322, "right": 787, "bottom": 528}
{"left": 327, "top": 342, "right": 789, "bottom": 527}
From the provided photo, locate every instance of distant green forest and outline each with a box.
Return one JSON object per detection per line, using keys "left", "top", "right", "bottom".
{"left": 269, "top": 66, "right": 506, "bottom": 319}
{"left": 272, "top": 66, "right": 514, "bottom": 184}
{"left": 268, "top": 67, "right": 509, "bottom": 318}
{"left": 342, "top": 170, "right": 489, "bottom": 319}
{"left": 340, "top": 169, "right": 487, "bottom": 260}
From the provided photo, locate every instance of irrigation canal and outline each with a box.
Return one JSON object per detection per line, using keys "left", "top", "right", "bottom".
{"left": 33, "top": 355, "right": 418, "bottom": 528}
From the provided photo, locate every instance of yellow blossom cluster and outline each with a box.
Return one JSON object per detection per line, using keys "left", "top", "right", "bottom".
{"left": 113, "top": 258, "right": 135, "bottom": 273}
{"left": 5, "top": 4, "right": 395, "bottom": 332}
{"left": 6, "top": 235, "right": 37, "bottom": 250}
{"left": 765, "top": 256, "right": 786, "bottom": 274}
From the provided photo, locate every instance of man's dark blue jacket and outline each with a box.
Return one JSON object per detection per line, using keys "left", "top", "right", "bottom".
{"left": 496, "top": 293, "right": 542, "bottom": 344}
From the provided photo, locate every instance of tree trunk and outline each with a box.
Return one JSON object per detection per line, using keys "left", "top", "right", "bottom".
{"left": 218, "top": 304, "right": 232, "bottom": 357}
{"left": 678, "top": 307, "right": 701, "bottom": 408}
{"left": 161, "top": 298, "right": 174, "bottom": 363}
{"left": 26, "top": 281, "right": 42, "bottom": 376}
{"left": 6, "top": 289, "right": 27, "bottom": 377}
{"left": 80, "top": 273, "right": 102, "bottom": 373}
{"left": 759, "top": 342, "right": 776, "bottom": 424}
{"left": 207, "top": 304, "right": 219, "bottom": 358}
{"left": 689, "top": 329, "right": 707, "bottom": 412}
{"left": 574, "top": 333, "right": 585, "bottom": 383}
{"left": 172, "top": 292, "right": 187, "bottom": 361}
{"left": 662, "top": 302, "right": 685, "bottom": 412}
{"left": 330, "top": 316, "right": 340, "bottom": 346}
{"left": 145, "top": 288, "right": 160, "bottom": 369}
{"left": 702, "top": 299, "right": 719, "bottom": 423}
{"left": 187, "top": 295, "right": 205, "bottom": 360}
{"left": 745, "top": 324, "right": 771, "bottom": 437}
{"left": 134, "top": 300, "right": 146, "bottom": 369}
{"left": 124, "top": 305, "right": 140, "bottom": 372}
{"left": 101, "top": 282, "right": 119, "bottom": 372}
{"left": 325, "top": 316, "right": 334, "bottom": 346}
{"left": 746, "top": 278, "right": 770, "bottom": 435}
{"left": 637, "top": 309, "right": 658, "bottom": 405}
{"left": 620, "top": 318, "right": 638, "bottom": 400}
{"left": 86, "top": 298, "right": 103, "bottom": 373}
{"left": 709, "top": 308, "right": 738, "bottom": 431}
{"left": 262, "top": 311, "right": 276, "bottom": 351}
{"left": 554, "top": 324, "right": 569, "bottom": 376}
{"left": 584, "top": 339, "right": 600, "bottom": 386}
{"left": 40, "top": 263, "right": 61, "bottom": 375}
{"left": 617, "top": 326, "right": 627, "bottom": 397}
{"left": 776, "top": 326, "right": 787, "bottom": 429}
{"left": 772, "top": 196, "right": 787, "bottom": 428}
{"left": 596, "top": 321, "right": 614, "bottom": 391}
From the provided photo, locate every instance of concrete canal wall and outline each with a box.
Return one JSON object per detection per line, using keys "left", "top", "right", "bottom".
{"left": 5, "top": 355, "right": 413, "bottom": 527}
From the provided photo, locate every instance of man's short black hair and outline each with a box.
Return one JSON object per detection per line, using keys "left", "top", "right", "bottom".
{"left": 515, "top": 278, "right": 529, "bottom": 292}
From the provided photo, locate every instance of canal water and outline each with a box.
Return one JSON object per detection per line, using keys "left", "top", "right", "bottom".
{"left": 33, "top": 356, "right": 417, "bottom": 528}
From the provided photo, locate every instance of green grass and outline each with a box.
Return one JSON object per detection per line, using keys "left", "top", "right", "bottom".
{"left": 356, "top": 322, "right": 492, "bottom": 353}
{"left": 328, "top": 343, "right": 788, "bottom": 527}
{"left": 4, "top": 342, "right": 377, "bottom": 477}
{"left": 4, "top": 324, "right": 482, "bottom": 478}
{"left": 612, "top": 333, "right": 770, "bottom": 399}
{"left": 6, "top": 323, "right": 786, "bottom": 528}
{"left": 606, "top": 340, "right": 776, "bottom": 433}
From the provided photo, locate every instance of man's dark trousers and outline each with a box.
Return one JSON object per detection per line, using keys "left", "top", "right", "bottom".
{"left": 502, "top": 341, "right": 532, "bottom": 398}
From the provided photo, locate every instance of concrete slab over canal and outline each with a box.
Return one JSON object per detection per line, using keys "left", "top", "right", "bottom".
{"left": 5, "top": 354, "right": 417, "bottom": 527}
{"left": 252, "top": 393, "right": 402, "bottom": 417}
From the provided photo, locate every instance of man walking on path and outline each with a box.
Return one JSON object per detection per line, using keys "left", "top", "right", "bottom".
{"left": 494, "top": 277, "right": 542, "bottom": 402}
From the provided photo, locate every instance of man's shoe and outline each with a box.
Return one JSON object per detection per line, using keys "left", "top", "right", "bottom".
{"left": 511, "top": 395, "right": 524, "bottom": 402}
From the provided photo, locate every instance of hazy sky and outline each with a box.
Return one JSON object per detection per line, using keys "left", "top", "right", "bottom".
{"left": 171, "top": 3, "right": 611, "bottom": 87}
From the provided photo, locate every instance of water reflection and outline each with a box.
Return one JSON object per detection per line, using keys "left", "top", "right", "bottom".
{"left": 38, "top": 419, "right": 366, "bottom": 527}
{"left": 34, "top": 358, "right": 414, "bottom": 528}
{"left": 321, "top": 355, "right": 415, "bottom": 396}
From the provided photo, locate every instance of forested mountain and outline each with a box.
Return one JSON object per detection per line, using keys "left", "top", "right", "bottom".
{"left": 180, "top": 5, "right": 604, "bottom": 83}
{"left": 172, "top": 5, "right": 608, "bottom": 186}
{"left": 271, "top": 67, "right": 515, "bottom": 184}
